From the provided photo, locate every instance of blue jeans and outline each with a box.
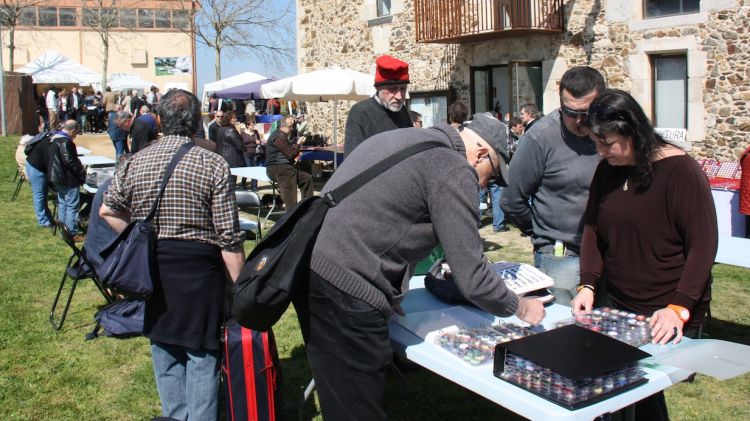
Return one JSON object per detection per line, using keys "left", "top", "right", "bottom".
{"left": 54, "top": 184, "right": 80, "bottom": 235}
{"left": 25, "top": 162, "right": 52, "bottom": 227}
{"left": 479, "top": 182, "right": 506, "bottom": 230}
{"left": 150, "top": 341, "right": 220, "bottom": 421}
{"left": 108, "top": 112, "right": 129, "bottom": 158}
{"left": 534, "top": 251, "right": 580, "bottom": 306}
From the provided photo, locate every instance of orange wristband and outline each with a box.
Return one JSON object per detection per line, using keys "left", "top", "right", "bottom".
{"left": 667, "top": 304, "right": 690, "bottom": 322}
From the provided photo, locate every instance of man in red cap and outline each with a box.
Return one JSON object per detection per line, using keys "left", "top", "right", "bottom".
{"left": 344, "top": 54, "right": 413, "bottom": 156}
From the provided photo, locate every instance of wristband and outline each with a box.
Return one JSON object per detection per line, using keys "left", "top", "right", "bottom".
{"left": 667, "top": 304, "right": 690, "bottom": 322}
{"left": 576, "top": 284, "right": 595, "bottom": 293}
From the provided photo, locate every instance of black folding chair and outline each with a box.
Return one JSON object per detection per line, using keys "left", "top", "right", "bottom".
{"left": 11, "top": 171, "right": 25, "bottom": 201}
{"left": 235, "top": 189, "right": 263, "bottom": 243}
{"left": 50, "top": 221, "right": 113, "bottom": 331}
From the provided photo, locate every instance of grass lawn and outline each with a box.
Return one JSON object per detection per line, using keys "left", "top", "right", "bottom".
{"left": 1, "top": 135, "right": 749, "bottom": 420}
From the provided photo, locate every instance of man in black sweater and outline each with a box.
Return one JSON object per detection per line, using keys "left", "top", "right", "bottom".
{"left": 344, "top": 55, "right": 413, "bottom": 156}
{"left": 114, "top": 110, "right": 158, "bottom": 153}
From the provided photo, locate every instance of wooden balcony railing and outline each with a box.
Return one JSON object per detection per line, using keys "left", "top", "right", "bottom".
{"left": 415, "top": 0, "right": 564, "bottom": 43}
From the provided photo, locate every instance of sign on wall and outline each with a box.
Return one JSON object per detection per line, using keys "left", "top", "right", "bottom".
{"left": 155, "top": 57, "right": 191, "bottom": 76}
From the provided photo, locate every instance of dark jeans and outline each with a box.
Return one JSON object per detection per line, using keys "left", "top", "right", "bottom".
{"left": 266, "top": 163, "right": 313, "bottom": 209}
{"left": 296, "top": 272, "right": 391, "bottom": 421}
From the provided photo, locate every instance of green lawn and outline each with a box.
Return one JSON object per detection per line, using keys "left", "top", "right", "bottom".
{"left": 1, "top": 136, "right": 748, "bottom": 420}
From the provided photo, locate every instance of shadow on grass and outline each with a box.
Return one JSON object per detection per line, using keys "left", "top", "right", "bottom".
{"left": 706, "top": 317, "right": 750, "bottom": 346}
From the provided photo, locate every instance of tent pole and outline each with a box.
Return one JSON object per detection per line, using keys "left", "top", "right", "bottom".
{"left": 0, "top": 29, "right": 7, "bottom": 136}
{"left": 333, "top": 100, "right": 338, "bottom": 169}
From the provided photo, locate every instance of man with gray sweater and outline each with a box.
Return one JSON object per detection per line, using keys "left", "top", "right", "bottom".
{"left": 298, "top": 113, "right": 545, "bottom": 420}
{"left": 501, "top": 66, "right": 605, "bottom": 305}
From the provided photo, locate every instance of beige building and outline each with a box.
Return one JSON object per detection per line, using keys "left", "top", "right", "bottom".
{"left": 1, "top": 0, "right": 196, "bottom": 93}
{"left": 297, "top": 0, "right": 750, "bottom": 159}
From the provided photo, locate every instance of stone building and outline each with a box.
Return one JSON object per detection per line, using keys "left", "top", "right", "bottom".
{"left": 297, "top": 0, "right": 750, "bottom": 159}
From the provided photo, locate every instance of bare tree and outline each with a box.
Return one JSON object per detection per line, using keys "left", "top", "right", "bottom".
{"left": 0, "top": 0, "right": 43, "bottom": 70}
{"left": 79, "top": 0, "right": 135, "bottom": 90}
{"left": 185, "top": 0, "right": 294, "bottom": 80}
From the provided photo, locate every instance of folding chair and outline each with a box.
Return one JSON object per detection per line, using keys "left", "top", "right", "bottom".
{"left": 11, "top": 171, "right": 25, "bottom": 202}
{"left": 50, "top": 221, "right": 113, "bottom": 331}
{"left": 235, "top": 189, "right": 263, "bottom": 243}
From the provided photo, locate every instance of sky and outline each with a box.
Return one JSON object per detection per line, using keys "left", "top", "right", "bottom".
{"left": 194, "top": 0, "right": 297, "bottom": 97}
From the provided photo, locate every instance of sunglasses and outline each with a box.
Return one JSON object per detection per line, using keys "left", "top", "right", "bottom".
{"left": 588, "top": 103, "right": 630, "bottom": 124}
{"left": 560, "top": 104, "right": 589, "bottom": 119}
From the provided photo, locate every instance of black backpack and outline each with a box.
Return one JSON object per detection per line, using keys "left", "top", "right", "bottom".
{"left": 24, "top": 131, "right": 54, "bottom": 156}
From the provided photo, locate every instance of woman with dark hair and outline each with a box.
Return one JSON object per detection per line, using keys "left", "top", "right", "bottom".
{"left": 215, "top": 111, "right": 246, "bottom": 175}
{"left": 572, "top": 89, "right": 717, "bottom": 420}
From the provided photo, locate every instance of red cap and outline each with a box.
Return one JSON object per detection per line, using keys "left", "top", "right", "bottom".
{"left": 374, "top": 55, "right": 410, "bottom": 86}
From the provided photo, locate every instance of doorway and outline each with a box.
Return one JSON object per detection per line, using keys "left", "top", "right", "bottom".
{"left": 471, "top": 62, "right": 543, "bottom": 119}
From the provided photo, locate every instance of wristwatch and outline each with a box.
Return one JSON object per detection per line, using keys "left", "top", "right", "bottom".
{"left": 667, "top": 304, "right": 690, "bottom": 323}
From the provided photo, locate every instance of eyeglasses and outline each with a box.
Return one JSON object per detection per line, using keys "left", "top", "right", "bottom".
{"left": 560, "top": 104, "right": 589, "bottom": 119}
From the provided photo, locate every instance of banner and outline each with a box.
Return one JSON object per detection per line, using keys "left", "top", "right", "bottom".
{"left": 155, "top": 57, "right": 191, "bottom": 76}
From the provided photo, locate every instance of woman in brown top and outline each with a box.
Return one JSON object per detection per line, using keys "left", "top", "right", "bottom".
{"left": 571, "top": 89, "right": 718, "bottom": 420}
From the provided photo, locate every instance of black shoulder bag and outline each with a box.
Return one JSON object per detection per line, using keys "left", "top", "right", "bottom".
{"left": 99, "top": 142, "right": 195, "bottom": 298}
{"left": 233, "top": 141, "right": 447, "bottom": 331}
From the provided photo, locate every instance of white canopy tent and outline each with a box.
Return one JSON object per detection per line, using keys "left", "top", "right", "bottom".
{"left": 201, "top": 72, "right": 268, "bottom": 110}
{"left": 260, "top": 67, "right": 376, "bottom": 167}
{"left": 108, "top": 73, "right": 156, "bottom": 93}
{"left": 17, "top": 50, "right": 100, "bottom": 86}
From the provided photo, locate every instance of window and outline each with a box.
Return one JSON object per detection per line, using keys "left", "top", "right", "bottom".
{"left": 409, "top": 92, "right": 449, "bottom": 127}
{"left": 83, "top": 8, "right": 99, "bottom": 26}
{"left": 155, "top": 9, "right": 171, "bottom": 28}
{"left": 471, "top": 62, "right": 543, "bottom": 117}
{"left": 644, "top": 0, "right": 699, "bottom": 18}
{"left": 652, "top": 55, "right": 687, "bottom": 129}
{"left": 377, "top": 0, "right": 391, "bottom": 17}
{"left": 172, "top": 9, "right": 190, "bottom": 29}
{"left": 38, "top": 7, "right": 58, "bottom": 26}
{"left": 119, "top": 9, "right": 136, "bottom": 28}
{"left": 138, "top": 9, "right": 154, "bottom": 28}
{"left": 101, "top": 8, "right": 118, "bottom": 26}
{"left": 59, "top": 8, "right": 76, "bottom": 26}
{"left": 19, "top": 7, "right": 37, "bottom": 26}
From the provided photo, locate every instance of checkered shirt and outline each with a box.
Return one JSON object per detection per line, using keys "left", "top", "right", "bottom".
{"left": 103, "top": 135, "right": 245, "bottom": 251}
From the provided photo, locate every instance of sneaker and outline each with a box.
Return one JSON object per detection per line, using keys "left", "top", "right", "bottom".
{"left": 73, "top": 234, "right": 86, "bottom": 243}
{"left": 493, "top": 226, "right": 510, "bottom": 233}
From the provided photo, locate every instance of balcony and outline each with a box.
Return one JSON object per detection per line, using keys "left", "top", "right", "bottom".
{"left": 415, "top": 0, "right": 564, "bottom": 43}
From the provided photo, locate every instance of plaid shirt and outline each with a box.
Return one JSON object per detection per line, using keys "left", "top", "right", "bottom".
{"left": 104, "top": 135, "right": 245, "bottom": 251}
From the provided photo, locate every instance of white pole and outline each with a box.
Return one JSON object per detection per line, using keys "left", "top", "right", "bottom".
{"left": 0, "top": 28, "right": 7, "bottom": 136}
{"left": 333, "top": 100, "right": 338, "bottom": 169}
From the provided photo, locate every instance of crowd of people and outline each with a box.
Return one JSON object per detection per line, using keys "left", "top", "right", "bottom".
{"left": 19, "top": 53, "right": 718, "bottom": 421}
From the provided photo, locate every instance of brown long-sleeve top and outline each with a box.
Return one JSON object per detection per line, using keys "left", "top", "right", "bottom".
{"left": 580, "top": 154, "right": 718, "bottom": 315}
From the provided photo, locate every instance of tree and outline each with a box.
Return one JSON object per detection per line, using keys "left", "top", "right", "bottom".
{"left": 185, "top": 0, "right": 294, "bottom": 80}
{"left": 0, "top": 0, "right": 43, "bottom": 71}
{"left": 80, "top": 0, "right": 134, "bottom": 90}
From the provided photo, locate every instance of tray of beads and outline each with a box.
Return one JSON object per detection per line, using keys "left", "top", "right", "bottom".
{"left": 555, "top": 307, "right": 653, "bottom": 347}
{"left": 496, "top": 352, "right": 648, "bottom": 410}
{"left": 430, "top": 323, "right": 536, "bottom": 367}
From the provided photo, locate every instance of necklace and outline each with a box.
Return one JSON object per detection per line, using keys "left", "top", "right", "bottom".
{"left": 623, "top": 178, "right": 629, "bottom": 191}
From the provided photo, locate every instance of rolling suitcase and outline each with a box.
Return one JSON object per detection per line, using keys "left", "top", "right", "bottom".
{"left": 222, "top": 319, "right": 282, "bottom": 421}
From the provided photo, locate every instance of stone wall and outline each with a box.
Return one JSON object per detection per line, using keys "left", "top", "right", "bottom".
{"left": 297, "top": 0, "right": 750, "bottom": 159}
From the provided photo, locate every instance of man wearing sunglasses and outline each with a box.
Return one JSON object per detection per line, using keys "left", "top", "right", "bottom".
{"left": 501, "top": 66, "right": 605, "bottom": 306}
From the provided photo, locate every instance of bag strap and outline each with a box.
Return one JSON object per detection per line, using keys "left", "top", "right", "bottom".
{"left": 144, "top": 141, "right": 195, "bottom": 221}
{"left": 323, "top": 141, "right": 448, "bottom": 206}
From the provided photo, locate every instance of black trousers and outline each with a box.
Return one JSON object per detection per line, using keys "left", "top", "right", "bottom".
{"left": 266, "top": 164, "right": 313, "bottom": 209}
{"left": 296, "top": 271, "right": 392, "bottom": 421}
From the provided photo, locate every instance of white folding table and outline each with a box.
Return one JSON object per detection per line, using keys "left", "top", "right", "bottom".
{"left": 79, "top": 155, "right": 116, "bottom": 166}
{"left": 230, "top": 166, "right": 282, "bottom": 224}
{"left": 76, "top": 146, "right": 92, "bottom": 156}
{"left": 388, "top": 276, "right": 695, "bottom": 421}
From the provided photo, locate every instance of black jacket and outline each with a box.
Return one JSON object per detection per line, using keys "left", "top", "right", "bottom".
{"left": 48, "top": 133, "right": 85, "bottom": 187}
{"left": 130, "top": 117, "right": 158, "bottom": 153}
{"left": 216, "top": 126, "right": 246, "bottom": 168}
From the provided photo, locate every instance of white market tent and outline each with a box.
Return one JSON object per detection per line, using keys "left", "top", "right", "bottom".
{"left": 108, "top": 73, "right": 157, "bottom": 93}
{"left": 260, "top": 67, "right": 376, "bottom": 168}
{"left": 17, "top": 50, "right": 100, "bottom": 86}
{"left": 201, "top": 71, "right": 268, "bottom": 110}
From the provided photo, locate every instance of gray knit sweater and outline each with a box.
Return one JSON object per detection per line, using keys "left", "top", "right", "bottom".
{"left": 311, "top": 124, "right": 519, "bottom": 319}
{"left": 500, "top": 110, "right": 601, "bottom": 252}
{"left": 344, "top": 96, "right": 413, "bottom": 157}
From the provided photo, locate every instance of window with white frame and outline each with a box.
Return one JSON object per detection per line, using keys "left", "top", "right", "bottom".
{"left": 644, "top": 0, "right": 699, "bottom": 18}
{"left": 652, "top": 54, "right": 687, "bottom": 129}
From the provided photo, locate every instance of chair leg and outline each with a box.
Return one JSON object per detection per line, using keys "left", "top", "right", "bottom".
{"left": 11, "top": 177, "right": 24, "bottom": 202}
{"left": 91, "top": 276, "right": 114, "bottom": 304}
{"left": 49, "top": 267, "right": 79, "bottom": 331}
